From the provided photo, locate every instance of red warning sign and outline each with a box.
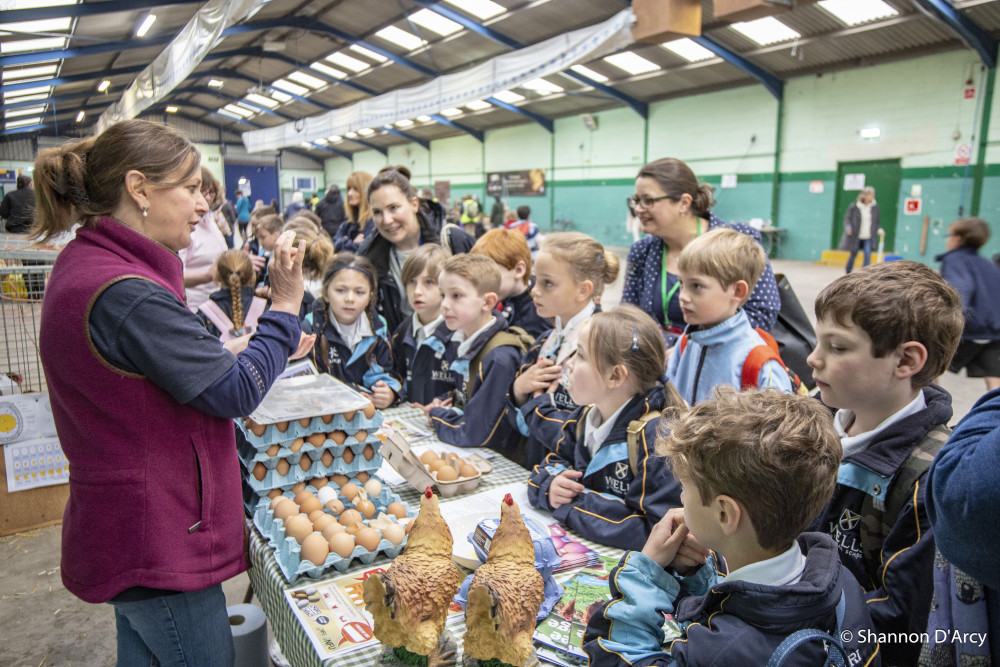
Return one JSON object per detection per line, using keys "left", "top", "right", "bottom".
{"left": 904, "top": 198, "right": 922, "bottom": 215}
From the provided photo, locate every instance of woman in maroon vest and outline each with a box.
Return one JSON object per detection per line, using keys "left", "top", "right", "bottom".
{"left": 33, "top": 119, "right": 313, "bottom": 666}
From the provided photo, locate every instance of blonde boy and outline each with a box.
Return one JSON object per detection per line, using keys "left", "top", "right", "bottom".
{"left": 807, "top": 260, "right": 963, "bottom": 665}
{"left": 470, "top": 229, "right": 549, "bottom": 338}
{"left": 584, "top": 389, "right": 879, "bottom": 666}
{"left": 665, "top": 228, "right": 791, "bottom": 404}
{"left": 424, "top": 254, "right": 531, "bottom": 453}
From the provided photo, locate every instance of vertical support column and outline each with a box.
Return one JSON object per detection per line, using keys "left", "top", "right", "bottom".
{"left": 770, "top": 96, "right": 784, "bottom": 228}
{"left": 971, "top": 67, "right": 995, "bottom": 216}
{"left": 549, "top": 131, "right": 556, "bottom": 231}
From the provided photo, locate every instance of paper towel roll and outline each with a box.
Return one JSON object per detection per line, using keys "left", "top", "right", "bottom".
{"left": 228, "top": 603, "right": 269, "bottom": 667}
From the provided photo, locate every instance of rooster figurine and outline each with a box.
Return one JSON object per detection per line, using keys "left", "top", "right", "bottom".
{"left": 462, "top": 493, "right": 544, "bottom": 667}
{"left": 363, "top": 487, "right": 463, "bottom": 666}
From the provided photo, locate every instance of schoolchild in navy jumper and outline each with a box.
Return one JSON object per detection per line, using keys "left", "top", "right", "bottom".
{"left": 527, "top": 305, "right": 681, "bottom": 552}
{"left": 422, "top": 254, "right": 529, "bottom": 458}
{"left": 390, "top": 244, "right": 454, "bottom": 404}
{"left": 471, "top": 228, "right": 550, "bottom": 339}
{"left": 302, "top": 253, "right": 401, "bottom": 409}
{"left": 508, "top": 233, "right": 619, "bottom": 468}
{"left": 806, "top": 261, "right": 964, "bottom": 666}
{"left": 197, "top": 249, "right": 268, "bottom": 340}
{"left": 584, "top": 389, "right": 880, "bottom": 667}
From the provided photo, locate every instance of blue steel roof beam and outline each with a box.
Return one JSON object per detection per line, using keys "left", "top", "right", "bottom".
{"left": 383, "top": 127, "right": 430, "bottom": 150}
{"left": 4, "top": 88, "right": 123, "bottom": 111}
{"left": 913, "top": 0, "right": 997, "bottom": 68}
{"left": 0, "top": 0, "right": 203, "bottom": 23}
{"left": 560, "top": 70, "right": 647, "bottom": 118}
{"left": 346, "top": 137, "right": 388, "bottom": 156}
{"left": 0, "top": 33, "right": 174, "bottom": 68}
{"left": 174, "top": 85, "right": 296, "bottom": 121}
{"left": 306, "top": 143, "right": 353, "bottom": 159}
{"left": 223, "top": 17, "right": 437, "bottom": 77}
{"left": 414, "top": 1, "right": 521, "bottom": 49}
{"left": 485, "top": 97, "right": 553, "bottom": 132}
{"left": 690, "top": 35, "right": 783, "bottom": 100}
{"left": 201, "top": 47, "right": 378, "bottom": 96}
{"left": 429, "top": 113, "right": 484, "bottom": 142}
{"left": 0, "top": 64, "right": 147, "bottom": 95}
{"left": 193, "top": 65, "right": 326, "bottom": 108}
{"left": 1, "top": 120, "right": 53, "bottom": 136}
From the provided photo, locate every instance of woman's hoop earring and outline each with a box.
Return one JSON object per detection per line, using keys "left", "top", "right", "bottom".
{"left": 142, "top": 206, "right": 148, "bottom": 217}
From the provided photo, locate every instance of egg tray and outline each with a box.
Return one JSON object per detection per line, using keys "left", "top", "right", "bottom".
{"left": 252, "top": 485, "right": 408, "bottom": 582}
{"left": 380, "top": 429, "right": 492, "bottom": 498}
{"left": 238, "top": 432, "right": 384, "bottom": 475}
{"left": 240, "top": 448, "right": 385, "bottom": 495}
{"left": 237, "top": 410, "right": 384, "bottom": 450}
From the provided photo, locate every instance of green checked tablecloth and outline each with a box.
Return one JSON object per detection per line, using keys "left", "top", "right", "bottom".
{"left": 247, "top": 405, "right": 622, "bottom": 667}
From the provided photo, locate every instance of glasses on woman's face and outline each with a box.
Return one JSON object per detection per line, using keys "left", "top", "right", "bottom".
{"left": 626, "top": 194, "right": 674, "bottom": 214}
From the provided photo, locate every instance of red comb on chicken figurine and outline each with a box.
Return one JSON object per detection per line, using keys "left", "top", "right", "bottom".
{"left": 425, "top": 486, "right": 433, "bottom": 498}
{"left": 504, "top": 493, "right": 513, "bottom": 506}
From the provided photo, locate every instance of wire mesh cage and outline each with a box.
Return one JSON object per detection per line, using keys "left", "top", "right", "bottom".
{"left": 0, "top": 239, "right": 58, "bottom": 395}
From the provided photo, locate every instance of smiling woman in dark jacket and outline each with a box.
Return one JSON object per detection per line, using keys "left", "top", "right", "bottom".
{"left": 359, "top": 165, "right": 474, "bottom": 333}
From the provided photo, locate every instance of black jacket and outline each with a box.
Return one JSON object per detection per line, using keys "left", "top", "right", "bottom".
{"left": 358, "top": 199, "right": 474, "bottom": 332}
{"left": 0, "top": 187, "right": 35, "bottom": 233}
{"left": 315, "top": 191, "right": 347, "bottom": 238}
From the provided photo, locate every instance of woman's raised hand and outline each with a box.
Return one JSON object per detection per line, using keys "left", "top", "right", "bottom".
{"left": 267, "top": 230, "right": 305, "bottom": 315}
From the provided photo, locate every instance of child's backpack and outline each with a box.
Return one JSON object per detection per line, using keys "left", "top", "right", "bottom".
{"left": 463, "top": 325, "right": 534, "bottom": 400}
{"left": 198, "top": 297, "right": 267, "bottom": 343}
{"left": 677, "top": 328, "right": 809, "bottom": 396}
{"left": 767, "top": 592, "right": 851, "bottom": 666}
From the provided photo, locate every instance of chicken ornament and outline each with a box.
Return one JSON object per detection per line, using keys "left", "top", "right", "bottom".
{"left": 363, "top": 487, "right": 464, "bottom": 667}
{"left": 461, "top": 494, "right": 544, "bottom": 667}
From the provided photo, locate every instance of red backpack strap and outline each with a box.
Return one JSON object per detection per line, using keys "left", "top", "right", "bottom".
{"left": 754, "top": 327, "right": 780, "bottom": 355}
{"left": 741, "top": 344, "right": 782, "bottom": 389}
{"left": 678, "top": 334, "right": 689, "bottom": 356}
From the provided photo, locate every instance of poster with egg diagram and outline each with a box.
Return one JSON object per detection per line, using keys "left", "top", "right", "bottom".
{"left": 1, "top": 394, "right": 67, "bottom": 492}
{"left": 284, "top": 567, "right": 380, "bottom": 659}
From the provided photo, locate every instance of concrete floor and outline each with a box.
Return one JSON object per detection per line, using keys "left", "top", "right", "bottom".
{"left": 0, "top": 257, "right": 988, "bottom": 667}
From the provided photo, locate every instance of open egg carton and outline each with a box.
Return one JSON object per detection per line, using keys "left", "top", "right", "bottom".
{"left": 252, "top": 479, "right": 411, "bottom": 581}
{"left": 381, "top": 429, "right": 491, "bottom": 498}
{"left": 239, "top": 432, "right": 384, "bottom": 494}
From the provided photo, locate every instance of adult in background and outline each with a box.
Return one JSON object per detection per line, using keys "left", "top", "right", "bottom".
{"left": 283, "top": 191, "right": 307, "bottom": 220}
{"left": 315, "top": 184, "right": 347, "bottom": 239}
{"left": 359, "top": 165, "right": 475, "bottom": 332}
{"left": 32, "top": 119, "right": 313, "bottom": 666}
{"left": 937, "top": 217, "right": 1000, "bottom": 392}
{"left": 621, "top": 158, "right": 780, "bottom": 345}
{"left": 490, "top": 194, "right": 505, "bottom": 230}
{"left": 234, "top": 189, "right": 251, "bottom": 239}
{"left": 842, "top": 186, "right": 883, "bottom": 273}
{"left": 333, "top": 171, "right": 374, "bottom": 253}
{"left": 1, "top": 174, "right": 35, "bottom": 234}
{"left": 211, "top": 178, "right": 237, "bottom": 249}
{"left": 179, "top": 167, "right": 229, "bottom": 310}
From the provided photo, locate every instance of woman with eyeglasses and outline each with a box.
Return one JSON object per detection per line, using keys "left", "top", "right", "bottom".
{"left": 621, "top": 158, "right": 781, "bottom": 344}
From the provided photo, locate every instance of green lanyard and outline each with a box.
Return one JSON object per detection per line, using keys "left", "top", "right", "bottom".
{"left": 660, "top": 220, "right": 703, "bottom": 326}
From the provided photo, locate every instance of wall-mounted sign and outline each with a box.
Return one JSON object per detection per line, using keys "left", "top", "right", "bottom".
{"left": 904, "top": 198, "right": 922, "bottom": 215}
{"left": 955, "top": 143, "right": 971, "bottom": 166}
{"left": 844, "top": 173, "right": 865, "bottom": 190}
{"left": 809, "top": 180, "right": 824, "bottom": 194}
{"left": 720, "top": 174, "right": 738, "bottom": 189}
{"left": 486, "top": 169, "right": 546, "bottom": 197}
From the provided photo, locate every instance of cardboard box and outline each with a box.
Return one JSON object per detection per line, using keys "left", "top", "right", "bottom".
{"left": 632, "top": 0, "right": 701, "bottom": 44}
{"left": 714, "top": 0, "right": 792, "bottom": 22}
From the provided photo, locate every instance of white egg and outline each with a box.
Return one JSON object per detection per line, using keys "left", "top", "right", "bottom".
{"left": 363, "top": 479, "right": 383, "bottom": 499}
{"left": 316, "top": 485, "right": 338, "bottom": 506}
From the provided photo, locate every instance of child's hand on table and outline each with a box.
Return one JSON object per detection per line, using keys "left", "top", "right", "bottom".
{"left": 548, "top": 469, "right": 584, "bottom": 508}
{"left": 369, "top": 380, "right": 395, "bottom": 409}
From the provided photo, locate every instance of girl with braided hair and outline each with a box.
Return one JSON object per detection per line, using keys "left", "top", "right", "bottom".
{"left": 302, "top": 252, "right": 402, "bottom": 408}
{"left": 197, "top": 249, "right": 268, "bottom": 341}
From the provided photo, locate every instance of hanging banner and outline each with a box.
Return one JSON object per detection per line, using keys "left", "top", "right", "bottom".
{"left": 487, "top": 170, "right": 546, "bottom": 197}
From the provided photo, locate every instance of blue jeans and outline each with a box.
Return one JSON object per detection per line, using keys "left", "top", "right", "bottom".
{"left": 845, "top": 238, "right": 872, "bottom": 273}
{"left": 109, "top": 585, "right": 234, "bottom": 666}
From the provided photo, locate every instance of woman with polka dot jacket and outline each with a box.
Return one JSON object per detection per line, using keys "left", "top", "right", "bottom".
{"left": 621, "top": 158, "right": 780, "bottom": 346}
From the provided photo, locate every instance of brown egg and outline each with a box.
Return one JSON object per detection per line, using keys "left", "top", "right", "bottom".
{"left": 275, "top": 421, "right": 290, "bottom": 433}
{"left": 266, "top": 444, "right": 280, "bottom": 457}
{"left": 330, "top": 474, "right": 349, "bottom": 488}
{"left": 342, "top": 410, "right": 356, "bottom": 423}
{"left": 291, "top": 481, "right": 307, "bottom": 494}
{"left": 363, "top": 479, "right": 383, "bottom": 498}
{"left": 294, "top": 490, "right": 314, "bottom": 507}
{"left": 322, "top": 521, "right": 345, "bottom": 541}
{"left": 459, "top": 463, "right": 478, "bottom": 478}
{"left": 308, "top": 509, "right": 326, "bottom": 523}
{"left": 341, "top": 447, "right": 355, "bottom": 465}
{"left": 330, "top": 430, "right": 348, "bottom": 445}
{"left": 405, "top": 520, "right": 414, "bottom": 535}
{"left": 383, "top": 523, "right": 405, "bottom": 546}
{"left": 362, "top": 444, "right": 376, "bottom": 461}
{"left": 274, "top": 498, "right": 298, "bottom": 520}
{"left": 298, "top": 455, "right": 312, "bottom": 473}
{"left": 305, "top": 433, "right": 327, "bottom": 447}
{"left": 428, "top": 459, "right": 447, "bottom": 473}
{"left": 419, "top": 451, "right": 439, "bottom": 466}
{"left": 284, "top": 514, "right": 313, "bottom": 544}
{"left": 355, "top": 527, "right": 381, "bottom": 552}
{"left": 247, "top": 420, "right": 267, "bottom": 436}
{"left": 301, "top": 532, "right": 329, "bottom": 566}
{"left": 355, "top": 499, "right": 376, "bottom": 519}
{"left": 436, "top": 465, "right": 458, "bottom": 482}
{"left": 320, "top": 413, "right": 334, "bottom": 424}
{"left": 275, "top": 458, "right": 290, "bottom": 476}
{"left": 311, "top": 476, "right": 328, "bottom": 489}
{"left": 354, "top": 429, "right": 368, "bottom": 442}
{"left": 251, "top": 462, "right": 267, "bottom": 481}
{"left": 340, "top": 483, "right": 360, "bottom": 502}
{"left": 288, "top": 438, "right": 304, "bottom": 453}
{"left": 270, "top": 495, "right": 288, "bottom": 511}
{"left": 324, "top": 498, "right": 345, "bottom": 514}
{"left": 297, "top": 417, "right": 312, "bottom": 428}
{"left": 312, "top": 513, "right": 336, "bottom": 533}
{"left": 362, "top": 401, "right": 376, "bottom": 418}
{"left": 386, "top": 502, "right": 407, "bottom": 520}
{"left": 320, "top": 450, "right": 334, "bottom": 467}
{"left": 447, "top": 452, "right": 460, "bottom": 461}
{"left": 355, "top": 471, "right": 370, "bottom": 483}
{"left": 338, "top": 508, "right": 363, "bottom": 527}
{"left": 299, "top": 494, "right": 322, "bottom": 516}
{"left": 267, "top": 488, "right": 282, "bottom": 500}
{"left": 345, "top": 522, "right": 363, "bottom": 537}
{"left": 329, "top": 532, "right": 356, "bottom": 559}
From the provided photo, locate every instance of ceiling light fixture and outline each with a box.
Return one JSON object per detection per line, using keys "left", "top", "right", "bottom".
{"left": 75, "top": 110, "right": 85, "bottom": 122}
{"left": 136, "top": 14, "right": 156, "bottom": 38}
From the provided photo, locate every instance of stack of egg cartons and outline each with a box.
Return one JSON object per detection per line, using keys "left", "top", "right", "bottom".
{"left": 237, "top": 376, "right": 410, "bottom": 581}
